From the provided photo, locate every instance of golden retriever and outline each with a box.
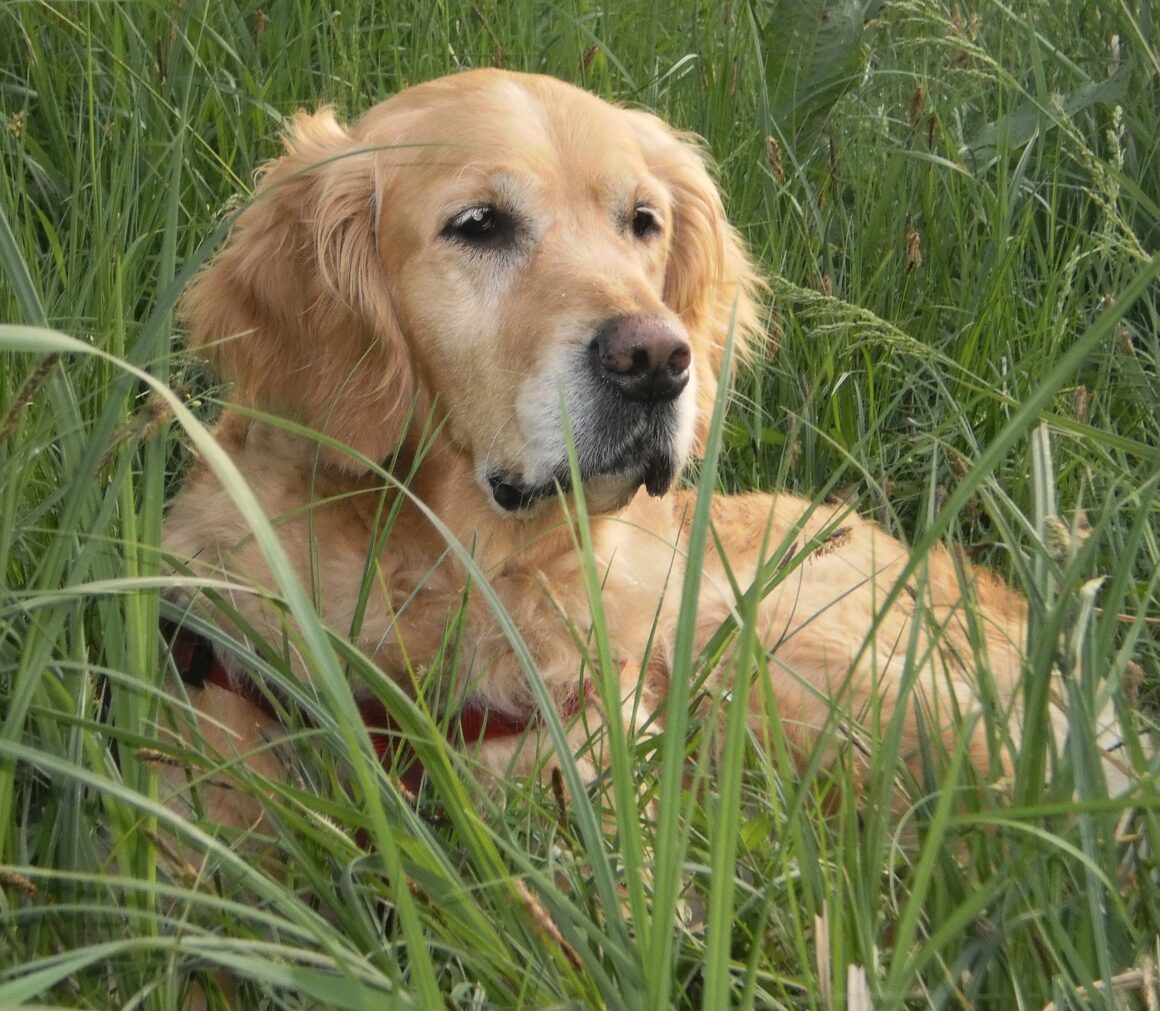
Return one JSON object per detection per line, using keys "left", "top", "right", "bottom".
{"left": 159, "top": 69, "right": 1117, "bottom": 827}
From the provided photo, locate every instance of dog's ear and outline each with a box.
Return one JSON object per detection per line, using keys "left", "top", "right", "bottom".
{"left": 631, "top": 112, "right": 766, "bottom": 452}
{"left": 181, "top": 108, "right": 417, "bottom": 471}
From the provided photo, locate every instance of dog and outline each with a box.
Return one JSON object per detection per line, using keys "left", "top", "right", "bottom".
{"left": 160, "top": 68, "right": 1114, "bottom": 829}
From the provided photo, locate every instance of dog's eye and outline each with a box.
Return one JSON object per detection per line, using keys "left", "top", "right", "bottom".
{"left": 630, "top": 205, "right": 662, "bottom": 240}
{"left": 443, "top": 205, "right": 514, "bottom": 248}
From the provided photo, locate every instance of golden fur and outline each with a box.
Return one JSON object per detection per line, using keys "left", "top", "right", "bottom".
{"left": 161, "top": 69, "right": 1041, "bottom": 824}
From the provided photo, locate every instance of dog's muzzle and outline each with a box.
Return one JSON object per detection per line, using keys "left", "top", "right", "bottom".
{"left": 488, "top": 315, "right": 692, "bottom": 513}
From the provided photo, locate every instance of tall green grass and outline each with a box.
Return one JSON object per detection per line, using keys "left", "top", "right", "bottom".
{"left": 2, "top": 1, "right": 1158, "bottom": 1008}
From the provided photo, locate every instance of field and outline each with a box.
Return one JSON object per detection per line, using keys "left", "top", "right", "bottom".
{"left": 2, "top": 1, "right": 1158, "bottom": 1007}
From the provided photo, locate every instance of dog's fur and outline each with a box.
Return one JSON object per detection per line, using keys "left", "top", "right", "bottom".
{"left": 162, "top": 69, "right": 1041, "bottom": 823}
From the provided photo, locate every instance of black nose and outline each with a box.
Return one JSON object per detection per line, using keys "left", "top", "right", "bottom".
{"left": 591, "top": 316, "right": 691, "bottom": 404}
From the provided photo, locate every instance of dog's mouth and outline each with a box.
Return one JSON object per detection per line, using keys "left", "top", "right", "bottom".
{"left": 487, "top": 438, "right": 679, "bottom": 514}
{"left": 487, "top": 350, "right": 696, "bottom": 515}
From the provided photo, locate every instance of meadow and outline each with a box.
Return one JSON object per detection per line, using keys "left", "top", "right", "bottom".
{"left": 1, "top": 0, "right": 1158, "bottom": 1007}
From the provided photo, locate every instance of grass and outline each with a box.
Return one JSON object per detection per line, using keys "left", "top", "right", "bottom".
{"left": 1, "top": 0, "right": 1159, "bottom": 1007}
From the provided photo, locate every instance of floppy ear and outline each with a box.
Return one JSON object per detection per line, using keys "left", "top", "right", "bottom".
{"left": 631, "top": 112, "right": 766, "bottom": 451}
{"left": 181, "top": 108, "right": 417, "bottom": 471}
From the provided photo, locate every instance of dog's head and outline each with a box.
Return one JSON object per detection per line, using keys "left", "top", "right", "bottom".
{"left": 183, "top": 69, "right": 762, "bottom": 514}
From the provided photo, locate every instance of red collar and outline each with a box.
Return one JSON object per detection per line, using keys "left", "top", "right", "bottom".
{"left": 162, "top": 621, "right": 589, "bottom": 796}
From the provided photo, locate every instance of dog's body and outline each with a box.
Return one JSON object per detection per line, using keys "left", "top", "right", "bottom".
{"left": 162, "top": 69, "right": 1039, "bottom": 821}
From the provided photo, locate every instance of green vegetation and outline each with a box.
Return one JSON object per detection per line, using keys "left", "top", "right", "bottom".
{"left": 2, "top": 1, "right": 1158, "bottom": 1007}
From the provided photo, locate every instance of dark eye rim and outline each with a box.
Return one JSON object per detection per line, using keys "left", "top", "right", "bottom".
{"left": 441, "top": 204, "right": 516, "bottom": 247}
{"left": 630, "top": 204, "right": 662, "bottom": 240}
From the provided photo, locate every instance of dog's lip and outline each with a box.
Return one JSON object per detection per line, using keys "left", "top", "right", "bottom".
{"left": 488, "top": 472, "right": 547, "bottom": 512}
{"left": 487, "top": 452, "right": 676, "bottom": 513}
